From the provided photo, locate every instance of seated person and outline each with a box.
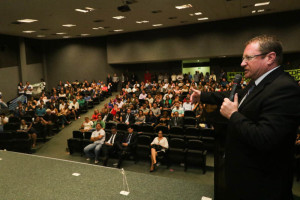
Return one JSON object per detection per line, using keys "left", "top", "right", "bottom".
{"left": 140, "top": 103, "right": 149, "bottom": 115}
{"left": 182, "top": 98, "right": 194, "bottom": 111}
{"left": 150, "top": 130, "right": 169, "bottom": 172}
{"left": 169, "top": 111, "right": 183, "bottom": 129}
{"left": 146, "top": 110, "right": 157, "bottom": 127}
{"left": 102, "top": 108, "right": 113, "bottom": 123}
{"left": 77, "top": 95, "right": 86, "bottom": 109}
{"left": 171, "top": 102, "right": 184, "bottom": 117}
{"left": 84, "top": 93, "right": 92, "bottom": 102}
{"left": 113, "top": 113, "right": 121, "bottom": 124}
{"left": 32, "top": 116, "right": 45, "bottom": 139}
{"left": 40, "top": 109, "right": 57, "bottom": 136}
{"left": 121, "top": 108, "right": 135, "bottom": 125}
{"left": 156, "top": 111, "right": 170, "bottom": 127}
{"left": 17, "top": 119, "right": 37, "bottom": 148}
{"left": 135, "top": 110, "right": 145, "bottom": 125}
{"left": 150, "top": 103, "right": 161, "bottom": 118}
{"left": 91, "top": 109, "right": 100, "bottom": 121}
{"left": 92, "top": 115, "right": 106, "bottom": 130}
{"left": 68, "top": 98, "right": 79, "bottom": 120}
{"left": 117, "top": 126, "right": 138, "bottom": 168}
{"left": 36, "top": 104, "right": 46, "bottom": 117}
{"left": 110, "top": 104, "right": 119, "bottom": 117}
{"left": 58, "top": 104, "right": 71, "bottom": 128}
{"left": 102, "top": 126, "right": 123, "bottom": 166}
{"left": 0, "top": 113, "right": 9, "bottom": 133}
{"left": 83, "top": 123, "right": 106, "bottom": 164}
{"left": 81, "top": 117, "right": 94, "bottom": 132}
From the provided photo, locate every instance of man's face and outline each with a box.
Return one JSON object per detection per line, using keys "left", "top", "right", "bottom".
{"left": 175, "top": 112, "right": 179, "bottom": 117}
{"left": 127, "top": 109, "right": 131, "bottom": 114}
{"left": 111, "top": 128, "right": 117, "bottom": 134}
{"left": 241, "top": 42, "right": 268, "bottom": 80}
{"left": 128, "top": 128, "right": 133, "bottom": 134}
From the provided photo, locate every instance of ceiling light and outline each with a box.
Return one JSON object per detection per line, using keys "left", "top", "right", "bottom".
{"left": 17, "top": 19, "right": 38, "bottom": 23}
{"left": 113, "top": 29, "right": 124, "bottom": 32}
{"left": 81, "top": 34, "right": 90, "bottom": 36}
{"left": 85, "top": 7, "right": 95, "bottom": 11}
{"left": 113, "top": 16, "right": 126, "bottom": 20}
{"left": 62, "top": 24, "right": 76, "bottom": 27}
{"left": 195, "top": 12, "right": 202, "bottom": 15}
{"left": 92, "top": 27, "right": 104, "bottom": 30}
{"left": 175, "top": 4, "right": 193, "bottom": 9}
{"left": 152, "top": 24, "right": 163, "bottom": 27}
{"left": 257, "top": 9, "right": 265, "bottom": 12}
{"left": 56, "top": 32, "right": 66, "bottom": 35}
{"left": 136, "top": 20, "right": 149, "bottom": 24}
{"left": 63, "top": 36, "right": 71, "bottom": 38}
{"left": 37, "top": 35, "right": 45, "bottom": 38}
{"left": 75, "top": 9, "right": 89, "bottom": 13}
{"left": 23, "top": 30, "right": 36, "bottom": 33}
{"left": 254, "top": 2, "right": 270, "bottom": 6}
{"left": 252, "top": 10, "right": 256, "bottom": 13}
{"left": 198, "top": 17, "right": 209, "bottom": 21}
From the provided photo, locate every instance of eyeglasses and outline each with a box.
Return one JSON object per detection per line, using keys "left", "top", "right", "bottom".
{"left": 242, "top": 53, "right": 268, "bottom": 62}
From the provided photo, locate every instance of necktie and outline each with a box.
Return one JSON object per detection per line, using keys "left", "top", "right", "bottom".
{"left": 175, "top": 117, "right": 177, "bottom": 126}
{"left": 126, "top": 114, "right": 129, "bottom": 123}
{"left": 127, "top": 134, "right": 132, "bottom": 144}
{"left": 239, "top": 83, "right": 256, "bottom": 108}
{"left": 109, "top": 134, "right": 116, "bottom": 144}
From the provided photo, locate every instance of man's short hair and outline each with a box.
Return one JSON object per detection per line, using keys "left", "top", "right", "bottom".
{"left": 245, "top": 35, "right": 283, "bottom": 65}
{"left": 111, "top": 126, "right": 117, "bottom": 130}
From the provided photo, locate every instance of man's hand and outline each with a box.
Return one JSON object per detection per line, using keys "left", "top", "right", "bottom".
{"left": 220, "top": 93, "right": 238, "bottom": 119}
{"left": 190, "top": 88, "right": 201, "bottom": 104}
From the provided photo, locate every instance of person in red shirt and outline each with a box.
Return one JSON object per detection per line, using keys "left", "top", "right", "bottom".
{"left": 91, "top": 109, "right": 100, "bottom": 121}
{"left": 144, "top": 70, "right": 151, "bottom": 83}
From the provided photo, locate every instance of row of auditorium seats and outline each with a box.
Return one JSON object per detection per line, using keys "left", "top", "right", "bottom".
{"left": 68, "top": 123, "right": 213, "bottom": 173}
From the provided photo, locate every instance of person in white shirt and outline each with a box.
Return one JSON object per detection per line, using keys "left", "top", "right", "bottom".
{"left": 150, "top": 130, "right": 169, "bottom": 172}
{"left": 83, "top": 123, "right": 106, "bottom": 164}
{"left": 125, "top": 85, "right": 131, "bottom": 93}
{"left": 182, "top": 98, "right": 194, "bottom": 111}
{"left": 139, "top": 90, "right": 147, "bottom": 100}
{"left": 24, "top": 81, "right": 33, "bottom": 97}
{"left": 171, "top": 73, "right": 177, "bottom": 82}
{"left": 69, "top": 98, "right": 79, "bottom": 120}
{"left": 81, "top": 117, "right": 94, "bottom": 132}
{"left": 18, "top": 82, "right": 25, "bottom": 95}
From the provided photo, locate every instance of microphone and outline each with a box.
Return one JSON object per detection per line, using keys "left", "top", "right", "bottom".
{"left": 229, "top": 74, "right": 242, "bottom": 101}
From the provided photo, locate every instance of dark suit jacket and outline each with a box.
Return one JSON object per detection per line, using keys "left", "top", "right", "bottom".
{"left": 121, "top": 113, "right": 135, "bottom": 124}
{"left": 169, "top": 116, "right": 183, "bottom": 127}
{"left": 201, "top": 67, "right": 300, "bottom": 200}
{"left": 104, "top": 132, "right": 123, "bottom": 150}
{"left": 122, "top": 132, "right": 138, "bottom": 150}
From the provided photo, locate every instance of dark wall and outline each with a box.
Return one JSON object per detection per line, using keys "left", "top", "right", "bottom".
{"left": 25, "top": 38, "right": 42, "bottom": 65}
{"left": 107, "top": 11, "right": 300, "bottom": 64}
{"left": 0, "top": 34, "right": 19, "bottom": 68}
{"left": 44, "top": 37, "right": 119, "bottom": 89}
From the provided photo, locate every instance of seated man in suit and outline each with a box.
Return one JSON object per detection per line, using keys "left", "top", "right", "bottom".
{"left": 83, "top": 123, "right": 105, "bottom": 164}
{"left": 168, "top": 111, "right": 183, "bottom": 129}
{"left": 102, "top": 126, "right": 123, "bottom": 166}
{"left": 121, "top": 108, "right": 135, "bottom": 125}
{"left": 117, "top": 126, "right": 138, "bottom": 168}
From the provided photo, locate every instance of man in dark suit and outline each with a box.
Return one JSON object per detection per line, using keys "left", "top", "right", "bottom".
{"left": 117, "top": 126, "right": 138, "bottom": 168}
{"left": 102, "top": 126, "right": 123, "bottom": 166}
{"left": 121, "top": 109, "right": 135, "bottom": 125}
{"left": 168, "top": 111, "right": 183, "bottom": 129}
{"left": 192, "top": 35, "right": 300, "bottom": 199}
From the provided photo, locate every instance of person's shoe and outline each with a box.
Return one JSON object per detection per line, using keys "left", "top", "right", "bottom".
{"left": 95, "top": 160, "right": 99, "bottom": 164}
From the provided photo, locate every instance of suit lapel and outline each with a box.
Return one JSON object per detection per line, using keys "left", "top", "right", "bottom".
{"left": 238, "top": 67, "right": 284, "bottom": 111}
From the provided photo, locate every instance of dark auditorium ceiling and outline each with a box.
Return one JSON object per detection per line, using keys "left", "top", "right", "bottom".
{"left": 0, "top": 0, "right": 299, "bottom": 40}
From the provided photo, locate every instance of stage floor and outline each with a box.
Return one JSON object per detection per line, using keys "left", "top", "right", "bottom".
{"left": 0, "top": 150, "right": 213, "bottom": 200}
